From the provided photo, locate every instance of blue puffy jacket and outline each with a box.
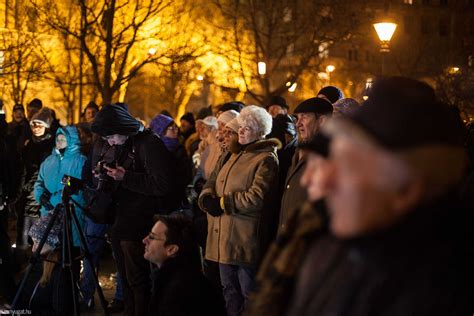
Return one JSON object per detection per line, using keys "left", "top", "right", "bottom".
{"left": 34, "top": 126, "right": 86, "bottom": 247}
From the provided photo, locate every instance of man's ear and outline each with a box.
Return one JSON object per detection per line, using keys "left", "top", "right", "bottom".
{"left": 318, "top": 115, "right": 330, "bottom": 126}
{"left": 393, "top": 178, "right": 425, "bottom": 214}
{"left": 166, "top": 244, "right": 179, "bottom": 258}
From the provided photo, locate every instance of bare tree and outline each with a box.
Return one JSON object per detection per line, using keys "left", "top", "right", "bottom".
{"left": 435, "top": 67, "right": 474, "bottom": 120}
{"left": 32, "top": 0, "right": 188, "bottom": 105}
{"left": 0, "top": 3, "right": 46, "bottom": 105}
{"left": 211, "top": 0, "right": 360, "bottom": 104}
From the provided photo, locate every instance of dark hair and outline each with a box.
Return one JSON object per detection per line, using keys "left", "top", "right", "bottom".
{"left": 154, "top": 214, "right": 198, "bottom": 259}
{"left": 84, "top": 101, "right": 100, "bottom": 112}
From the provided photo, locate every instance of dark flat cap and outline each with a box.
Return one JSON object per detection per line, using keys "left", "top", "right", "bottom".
{"left": 294, "top": 97, "right": 333, "bottom": 116}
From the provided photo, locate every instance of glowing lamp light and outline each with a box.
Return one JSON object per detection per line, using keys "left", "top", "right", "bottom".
{"left": 373, "top": 22, "right": 397, "bottom": 42}
{"left": 197, "top": 75, "right": 204, "bottom": 81}
{"left": 258, "top": 62, "right": 266, "bottom": 75}
{"left": 288, "top": 83, "right": 297, "bottom": 92}
{"left": 449, "top": 67, "right": 460, "bottom": 74}
{"left": 285, "top": 81, "right": 292, "bottom": 87}
{"left": 326, "top": 65, "right": 335, "bottom": 73}
{"left": 148, "top": 48, "right": 157, "bottom": 55}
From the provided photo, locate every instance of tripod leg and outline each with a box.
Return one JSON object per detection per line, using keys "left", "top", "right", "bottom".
{"left": 69, "top": 203, "right": 110, "bottom": 316}
{"left": 63, "top": 205, "right": 80, "bottom": 316}
{"left": 11, "top": 205, "right": 62, "bottom": 310}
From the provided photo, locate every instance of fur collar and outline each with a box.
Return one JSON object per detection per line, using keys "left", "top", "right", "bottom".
{"left": 239, "top": 138, "right": 282, "bottom": 153}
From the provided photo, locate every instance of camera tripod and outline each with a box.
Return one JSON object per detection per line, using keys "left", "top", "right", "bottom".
{"left": 11, "top": 178, "right": 110, "bottom": 316}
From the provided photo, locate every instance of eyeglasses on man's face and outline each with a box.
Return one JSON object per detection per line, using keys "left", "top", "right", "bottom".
{"left": 146, "top": 232, "right": 166, "bottom": 242}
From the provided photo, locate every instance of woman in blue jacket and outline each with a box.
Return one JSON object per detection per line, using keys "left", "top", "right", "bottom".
{"left": 34, "top": 125, "right": 86, "bottom": 248}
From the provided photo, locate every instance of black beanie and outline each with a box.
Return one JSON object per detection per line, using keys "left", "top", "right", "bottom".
{"left": 180, "top": 112, "right": 195, "bottom": 126}
{"left": 91, "top": 104, "right": 142, "bottom": 136}
{"left": 294, "top": 97, "right": 333, "bottom": 116}
{"left": 267, "top": 96, "right": 288, "bottom": 109}
{"left": 348, "top": 76, "right": 464, "bottom": 149}
{"left": 317, "top": 86, "right": 344, "bottom": 104}
{"left": 28, "top": 98, "right": 43, "bottom": 110}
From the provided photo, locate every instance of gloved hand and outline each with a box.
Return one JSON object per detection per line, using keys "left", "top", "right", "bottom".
{"left": 201, "top": 195, "right": 223, "bottom": 217}
{"left": 39, "top": 191, "right": 54, "bottom": 211}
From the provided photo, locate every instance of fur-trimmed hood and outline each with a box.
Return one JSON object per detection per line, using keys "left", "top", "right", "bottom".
{"left": 230, "top": 138, "right": 282, "bottom": 154}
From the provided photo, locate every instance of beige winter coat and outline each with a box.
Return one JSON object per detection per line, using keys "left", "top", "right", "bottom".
{"left": 199, "top": 139, "right": 280, "bottom": 267}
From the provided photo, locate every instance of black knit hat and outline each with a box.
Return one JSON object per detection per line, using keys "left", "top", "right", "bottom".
{"left": 180, "top": 112, "right": 195, "bottom": 126}
{"left": 317, "top": 86, "right": 344, "bottom": 104}
{"left": 294, "top": 97, "right": 333, "bottom": 116}
{"left": 28, "top": 98, "right": 43, "bottom": 110}
{"left": 220, "top": 101, "right": 245, "bottom": 113}
{"left": 267, "top": 96, "right": 289, "bottom": 110}
{"left": 347, "top": 77, "right": 464, "bottom": 149}
{"left": 299, "top": 133, "right": 330, "bottom": 158}
{"left": 91, "top": 103, "right": 142, "bottom": 136}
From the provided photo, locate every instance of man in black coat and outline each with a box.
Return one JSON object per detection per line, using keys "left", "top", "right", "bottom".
{"left": 91, "top": 103, "right": 178, "bottom": 316}
{"left": 143, "top": 215, "right": 225, "bottom": 316}
{"left": 282, "top": 77, "right": 474, "bottom": 316}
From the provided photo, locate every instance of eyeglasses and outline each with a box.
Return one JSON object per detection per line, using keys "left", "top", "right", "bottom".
{"left": 146, "top": 232, "right": 166, "bottom": 242}
{"left": 167, "top": 126, "right": 178, "bottom": 131}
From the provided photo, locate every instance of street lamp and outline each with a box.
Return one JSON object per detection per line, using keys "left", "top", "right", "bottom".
{"left": 325, "top": 64, "right": 335, "bottom": 85}
{"left": 258, "top": 61, "right": 266, "bottom": 75}
{"left": 373, "top": 22, "right": 397, "bottom": 75}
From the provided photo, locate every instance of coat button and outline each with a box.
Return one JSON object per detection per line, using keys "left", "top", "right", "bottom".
{"left": 214, "top": 229, "right": 218, "bottom": 233}
{"left": 286, "top": 184, "right": 290, "bottom": 189}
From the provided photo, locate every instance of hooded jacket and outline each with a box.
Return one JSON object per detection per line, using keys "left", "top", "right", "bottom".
{"left": 199, "top": 139, "right": 280, "bottom": 267}
{"left": 90, "top": 104, "right": 178, "bottom": 240}
{"left": 34, "top": 126, "right": 86, "bottom": 246}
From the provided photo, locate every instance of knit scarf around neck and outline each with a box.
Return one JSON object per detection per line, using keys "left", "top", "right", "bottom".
{"left": 162, "top": 136, "right": 179, "bottom": 152}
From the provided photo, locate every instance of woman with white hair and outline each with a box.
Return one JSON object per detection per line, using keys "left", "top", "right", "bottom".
{"left": 199, "top": 105, "right": 280, "bottom": 316}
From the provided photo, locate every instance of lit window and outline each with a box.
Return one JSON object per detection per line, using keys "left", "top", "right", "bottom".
{"left": 403, "top": 0, "right": 413, "bottom": 4}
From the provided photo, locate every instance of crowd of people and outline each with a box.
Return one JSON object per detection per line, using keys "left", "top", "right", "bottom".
{"left": 0, "top": 76, "right": 473, "bottom": 316}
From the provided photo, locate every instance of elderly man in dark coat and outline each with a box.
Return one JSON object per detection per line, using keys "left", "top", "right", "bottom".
{"left": 248, "top": 77, "right": 474, "bottom": 316}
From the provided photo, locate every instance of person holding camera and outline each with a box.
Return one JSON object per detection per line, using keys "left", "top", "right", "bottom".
{"left": 90, "top": 103, "right": 177, "bottom": 316}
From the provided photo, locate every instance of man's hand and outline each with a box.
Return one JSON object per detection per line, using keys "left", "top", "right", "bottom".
{"left": 104, "top": 164, "right": 126, "bottom": 181}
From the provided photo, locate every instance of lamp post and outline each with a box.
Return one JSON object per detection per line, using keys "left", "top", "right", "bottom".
{"left": 373, "top": 22, "right": 397, "bottom": 76}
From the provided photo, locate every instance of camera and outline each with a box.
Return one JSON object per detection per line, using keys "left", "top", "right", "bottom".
{"left": 93, "top": 160, "right": 116, "bottom": 191}
{"left": 61, "top": 175, "right": 83, "bottom": 197}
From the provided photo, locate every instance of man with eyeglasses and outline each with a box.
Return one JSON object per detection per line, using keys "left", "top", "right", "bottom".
{"left": 86, "top": 103, "right": 178, "bottom": 316}
{"left": 143, "top": 215, "right": 225, "bottom": 316}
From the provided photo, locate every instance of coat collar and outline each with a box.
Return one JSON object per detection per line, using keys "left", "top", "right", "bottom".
{"left": 239, "top": 138, "right": 282, "bottom": 153}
